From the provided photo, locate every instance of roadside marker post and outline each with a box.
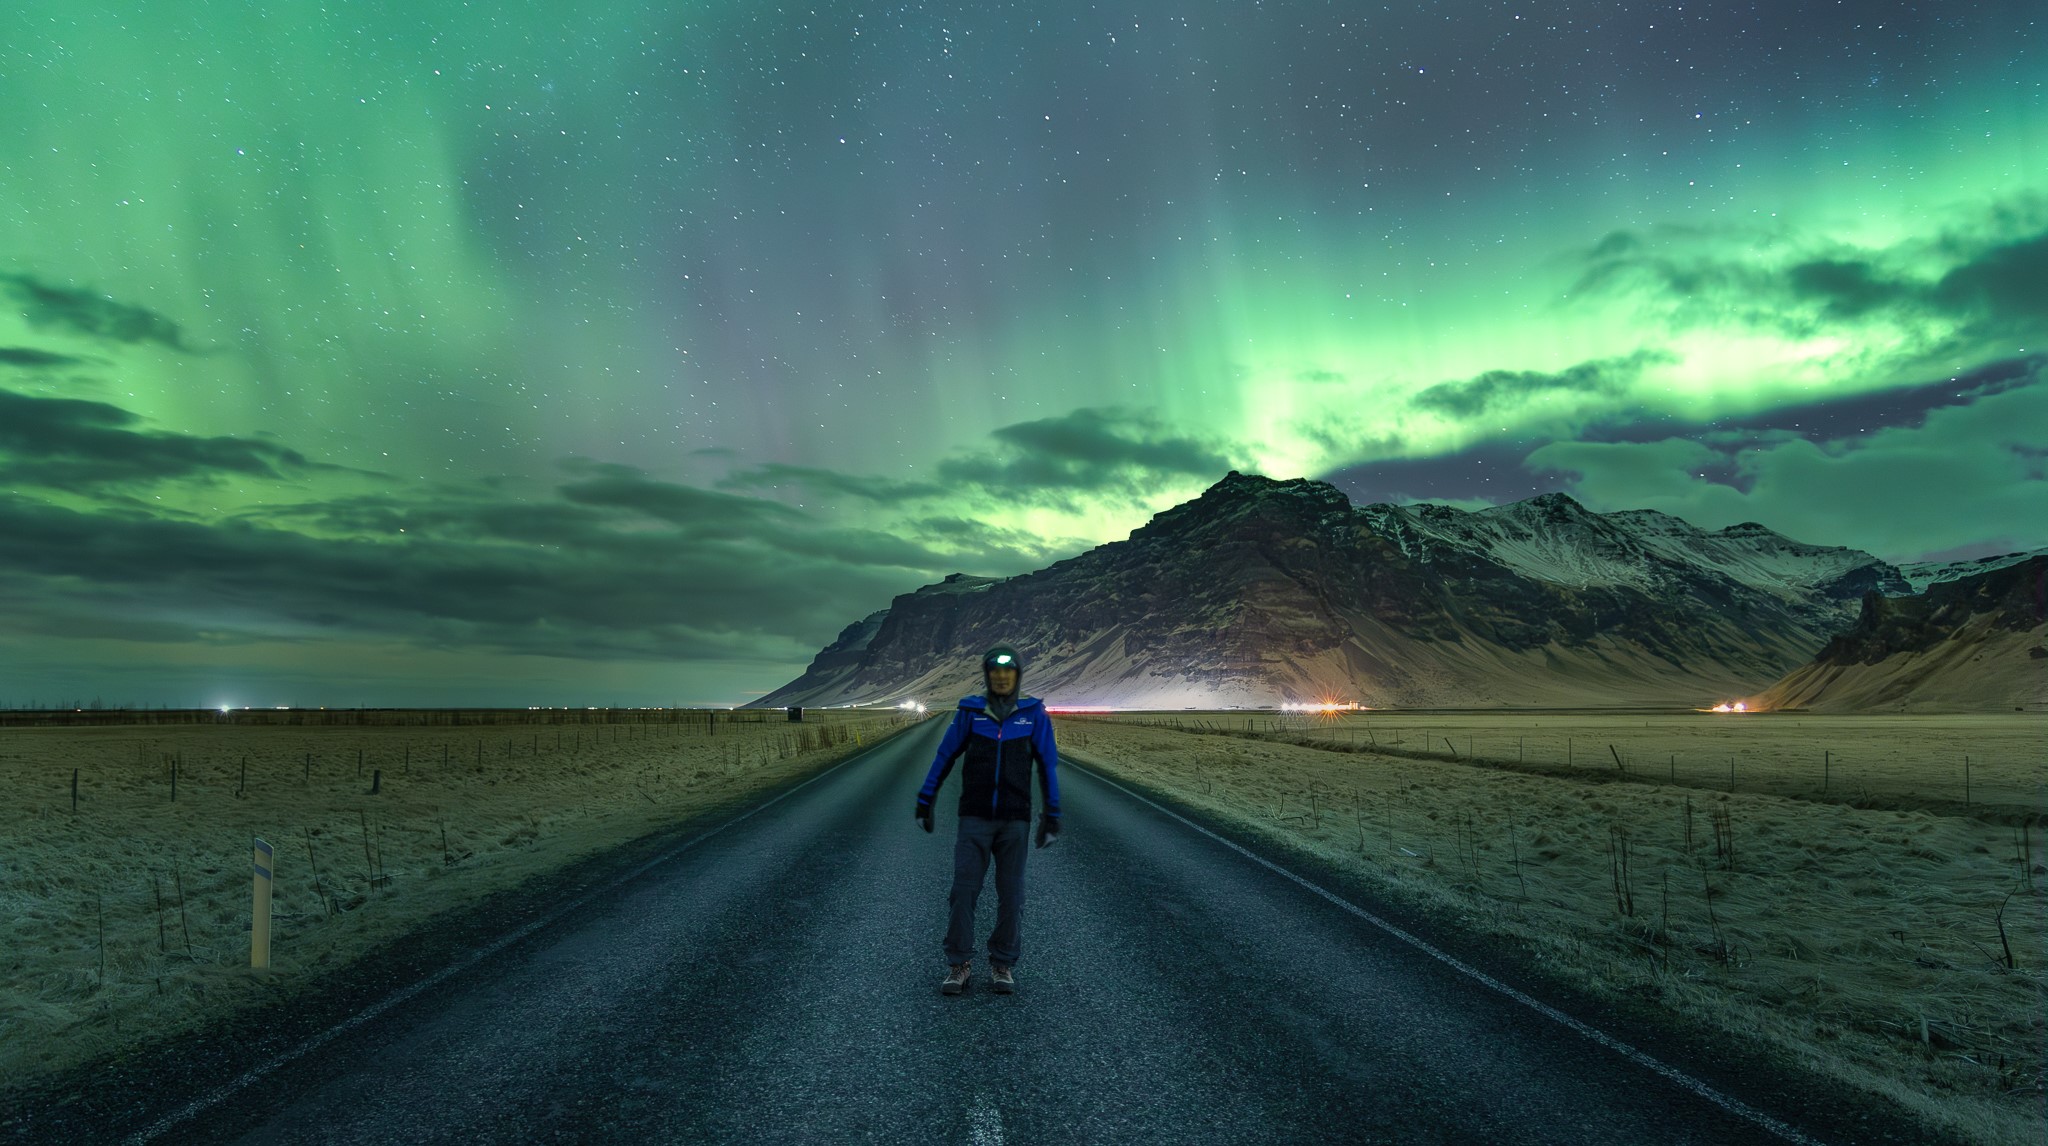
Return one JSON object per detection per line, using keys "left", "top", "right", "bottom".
{"left": 251, "top": 837, "right": 273, "bottom": 970}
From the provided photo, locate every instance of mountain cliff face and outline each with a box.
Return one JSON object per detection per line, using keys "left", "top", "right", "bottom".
{"left": 754, "top": 472, "right": 1915, "bottom": 709}
{"left": 1752, "top": 557, "right": 2047, "bottom": 712}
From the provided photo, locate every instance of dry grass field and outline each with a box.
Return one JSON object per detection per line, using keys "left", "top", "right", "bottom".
{"left": 1114, "top": 711, "right": 2043, "bottom": 817}
{"left": 1063, "top": 712, "right": 2046, "bottom": 1146}
{"left": 0, "top": 708, "right": 914, "bottom": 1091}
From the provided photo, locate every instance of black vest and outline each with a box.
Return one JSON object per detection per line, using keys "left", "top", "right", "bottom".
{"left": 954, "top": 701, "right": 1042, "bottom": 821}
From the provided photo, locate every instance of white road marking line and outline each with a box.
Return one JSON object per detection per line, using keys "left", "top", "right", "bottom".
{"left": 1068, "top": 759, "right": 1831, "bottom": 1146}
{"left": 122, "top": 729, "right": 914, "bottom": 1145}
{"left": 968, "top": 1090, "right": 1005, "bottom": 1146}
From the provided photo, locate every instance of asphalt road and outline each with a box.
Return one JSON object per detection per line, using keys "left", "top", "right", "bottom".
{"left": 8, "top": 716, "right": 1957, "bottom": 1145}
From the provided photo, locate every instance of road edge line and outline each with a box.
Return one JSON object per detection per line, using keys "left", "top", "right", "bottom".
{"left": 123, "top": 719, "right": 929, "bottom": 1145}
{"left": 1067, "top": 757, "right": 1829, "bottom": 1146}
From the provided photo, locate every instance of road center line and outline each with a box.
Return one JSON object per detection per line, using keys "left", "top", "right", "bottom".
{"left": 968, "top": 1090, "right": 1005, "bottom": 1146}
{"left": 1067, "top": 758, "right": 1830, "bottom": 1146}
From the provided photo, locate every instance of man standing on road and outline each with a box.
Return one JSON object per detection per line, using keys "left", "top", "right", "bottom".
{"left": 915, "top": 645, "right": 1061, "bottom": 996}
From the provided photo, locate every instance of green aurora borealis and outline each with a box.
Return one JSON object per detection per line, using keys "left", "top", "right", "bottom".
{"left": 1, "top": 0, "right": 2042, "bottom": 705}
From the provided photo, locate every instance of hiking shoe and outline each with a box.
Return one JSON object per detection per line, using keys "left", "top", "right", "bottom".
{"left": 942, "top": 962, "right": 971, "bottom": 995}
{"left": 991, "top": 964, "right": 1015, "bottom": 994}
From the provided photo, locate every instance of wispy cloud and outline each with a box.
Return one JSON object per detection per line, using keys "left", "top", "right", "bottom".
{"left": 0, "top": 346, "right": 92, "bottom": 368}
{"left": 1409, "top": 349, "right": 1677, "bottom": 419}
{"left": 1524, "top": 360, "right": 2048, "bottom": 561}
{"left": 0, "top": 388, "right": 315, "bottom": 488}
{"left": 715, "top": 461, "right": 947, "bottom": 504}
{"left": 937, "top": 405, "right": 1245, "bottom": 498}
{"left": 0, "top": 487, "right": 927, "bottom": 663}
{"left": 1, "top": 273, "right": 198, "bottom": 352}
{"left": 1567, "top": 200, "right": 2048, "bottom": 361}
{"left": 0, "top": 384, "right": 1254, "bottom": 682}
{"left": 717, "top": 408, "right": 1242, "bottom": 511}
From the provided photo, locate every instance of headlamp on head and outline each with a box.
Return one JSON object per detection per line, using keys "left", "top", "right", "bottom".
{"left": 991, "top": 654, "right": 1013, "bottom": 665}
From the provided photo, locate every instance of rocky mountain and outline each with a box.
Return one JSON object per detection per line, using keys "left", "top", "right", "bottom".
{"left": 754, "top": 471, "right": 1921, "bottom": 709}
{"left": 1751, "top": 556, "right": 2047, "bottom": 713}
{"left": 1895, "top": 548, "right": 2048, "bottom": 593}
{"left": 769, "top": 576, "right": 1001, "bottom": 705}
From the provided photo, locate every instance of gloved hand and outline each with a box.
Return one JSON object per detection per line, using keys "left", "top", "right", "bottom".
{"left": 1035, "top": 813, "right": 1060, "bottom": 848}
{"left": 915, "top": 801, "right": 934, "bottom": 833}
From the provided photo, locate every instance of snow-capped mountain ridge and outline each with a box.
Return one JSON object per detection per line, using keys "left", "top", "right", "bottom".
{"left": 754, "top": 472, "right": 1930, "bottom": 709}
{"left": 1895, "top": 548, "right": 2048, "bottom": 593}
{"left": 1355, "top": 493, "right": 1905, "bottom": 605}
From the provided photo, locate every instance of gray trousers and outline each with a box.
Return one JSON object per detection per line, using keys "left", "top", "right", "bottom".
{"left": 945, "top": 815, "right": 1029, "bottom": 967}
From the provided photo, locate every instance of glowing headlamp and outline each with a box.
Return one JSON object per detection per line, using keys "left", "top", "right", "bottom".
{"left": 991, "top": 654, "right": 1013, "bottom": 665}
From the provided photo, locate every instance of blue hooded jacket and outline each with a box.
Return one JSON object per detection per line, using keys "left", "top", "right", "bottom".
{"left": 916, "top": 694, "right": 1061, "bottom": 822}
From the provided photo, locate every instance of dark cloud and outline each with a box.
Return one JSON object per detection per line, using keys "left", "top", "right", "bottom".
{"left": 0, "top": 487, "right": 926, "bottom": 663}
{"left": 1522, "top": 363, "right": 2048, "bottom": 561}
{"left": 719, "top": 412, "right": 1240, "bottom": 518}
{"left": 0, "top": 346, "right": 90, "bottom": 368}
{"left": 561, "top": 469, "right": 989, "bottom": 570}
{"left": 264, "top": 461, "right": 966, "bottom": 573}
{"left": 1671, "top": 354, "right": 2045, "bottom": 441}
{"left": 1325, "top": 354, "right": 2048, "bottom": 506}
{"left": 1322, "top": 438, "right": 1556, "bottom": 506}
{"left": 560, "top": 470, "right": 809, "bottom": 532}
{"left": 1295, "top": 369, "right": 1347, "bottom": 384}
{"left": 0, "top": 388, "right": 313, "bottom": 488}
{"left": 0, "top": 393, "right": 1157, "bottom": 682}
{"left": 1569, "top": 224, "right": 1754, "bottom": 306}
{"left": 1328, "top": 432, "right": 1766, "bottom": 502}
{"left": 715, "top": 461, "right": 947, "bottom": 504}
{"left": 1408, "top": 349, "right": 1676, "bottom": 418}
{"left": 1, "top": 273, "right": 197, "bottom": 352}
{"left": 0, "top": 575, "right": 245, "bottom": 646}
{"left": 257, "top": 490, "right": 626, "bottom": 550}
{"left": 1783, "top": 259, "right": 1900, "bottom": 321}
{"left": 1497, "top": 354, "right": 2047, "bottom": 466}
{"left": 1776, "top": 236, "right": 2048, "bottom": 330}
{"left": 1935, "top": 231, "right": 2048, "bottom": 320}
{"left": 891, "top": 515, "right": 1093, "bottom": 569}
{"left": 937, "top": 406, "right": 1240, "bottom": 495}
{"left": 1570, "top": 215, "right": 2048, "bottom": 344}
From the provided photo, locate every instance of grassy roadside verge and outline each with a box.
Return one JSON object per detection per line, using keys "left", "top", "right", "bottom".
{"left": 1061, "top": 718, "right": 2046, "bottom": 1146}
{"left": 0, "top": 711, "right": 923, "bottom": 1100}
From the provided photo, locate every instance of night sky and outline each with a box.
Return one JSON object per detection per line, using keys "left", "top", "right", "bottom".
{"left": 1, "top": 1, "right": 2041, "bottom": 707}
